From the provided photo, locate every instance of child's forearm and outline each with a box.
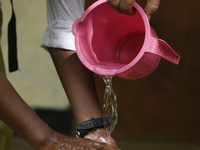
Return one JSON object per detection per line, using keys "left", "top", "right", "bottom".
{"left": 48, "top": 49, "right": 120, "bottom": 149}
{"left": 49, "top": 49, "right": 103, "bottom": 124}
{"left": 0, "top": 71, "right": 52, "bottom": 149}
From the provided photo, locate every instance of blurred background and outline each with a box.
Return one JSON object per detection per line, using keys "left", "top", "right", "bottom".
{"left": 1, "top": 0, "right": 200, "bottom": 149}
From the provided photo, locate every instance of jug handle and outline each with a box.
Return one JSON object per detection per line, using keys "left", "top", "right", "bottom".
{"left": 146, "top": 37, "right": 180, "bottom": 65}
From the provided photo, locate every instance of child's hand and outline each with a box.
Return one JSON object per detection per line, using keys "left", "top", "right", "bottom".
{"left": 84, "top": 128, "right": 120, "bottom": 149}
{"left": 39, "top": 131, "right": 119, "bottom": 150}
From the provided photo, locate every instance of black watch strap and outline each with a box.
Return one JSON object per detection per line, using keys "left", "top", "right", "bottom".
{"left": 75, "top": 117, "right": 109, "bottom": 138}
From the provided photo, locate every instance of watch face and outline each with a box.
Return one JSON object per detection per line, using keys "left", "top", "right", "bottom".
{"left": 76, "top": 129, "right": 89, "bottom": 138}
{"left": 76, "top": 130, "right": 81, "bottom": 138}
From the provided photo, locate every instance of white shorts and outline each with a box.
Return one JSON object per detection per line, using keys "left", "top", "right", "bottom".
{"left": 41, "top": 0, "right": 85, "bottom": 51}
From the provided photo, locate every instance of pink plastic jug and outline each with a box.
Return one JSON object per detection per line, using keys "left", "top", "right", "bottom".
{"left": 72, "top": 0, "right": 180, "bottom": 79}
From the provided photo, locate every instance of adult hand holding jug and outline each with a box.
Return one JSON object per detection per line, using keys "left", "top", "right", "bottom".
{"left": 108, "top": 0, "right": 160, "bottom": 19}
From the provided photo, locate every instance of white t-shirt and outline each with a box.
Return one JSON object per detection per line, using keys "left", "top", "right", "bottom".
{"left": 41, "top": 0, "right": 85, "bottom": 51}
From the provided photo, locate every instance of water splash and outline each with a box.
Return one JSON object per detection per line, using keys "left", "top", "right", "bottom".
{"left": 102, "top": 76, "right": 118, "bottom": 137}
{"left": 50, "top": 137, "right": 72, "bottom": 150}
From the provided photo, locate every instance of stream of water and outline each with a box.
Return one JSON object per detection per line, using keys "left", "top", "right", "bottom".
{"left": 102, "top": 76, "right": 118, "bottom": 137}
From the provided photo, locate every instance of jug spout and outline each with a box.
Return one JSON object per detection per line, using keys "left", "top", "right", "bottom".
{"left": 147, "top": 38, "right": 180, "bottom": 65}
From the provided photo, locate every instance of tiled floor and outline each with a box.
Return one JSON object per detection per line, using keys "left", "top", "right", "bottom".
{"left": 13, "top": 136, "right": 200, "bottom": 150}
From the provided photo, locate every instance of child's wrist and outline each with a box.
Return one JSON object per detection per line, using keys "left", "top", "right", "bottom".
{"left": 31, "top": 128, "right": 55, "bottom": 150}
{"left": 75, "top": 117, "right": 109, "bottom": 138}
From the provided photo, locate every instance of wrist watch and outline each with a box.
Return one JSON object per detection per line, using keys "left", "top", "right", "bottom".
{"left": 75, "top": 117, "right": 109, "bottom": 138}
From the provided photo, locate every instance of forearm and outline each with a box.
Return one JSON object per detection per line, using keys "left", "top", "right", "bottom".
{"left": 0, "top": 71, "right": 52, "bottom": 149}
{"left": 49, "top": 49, "right": 103, "bottom": 123}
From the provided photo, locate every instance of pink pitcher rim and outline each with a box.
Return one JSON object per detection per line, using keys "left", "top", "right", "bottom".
{"left": 73, "top": 0, "right": 152, "bottom": 75}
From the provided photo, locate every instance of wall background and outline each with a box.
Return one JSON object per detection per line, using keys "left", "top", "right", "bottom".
{"left": 1, "top": 0, "right": 70, "bottom": 109}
